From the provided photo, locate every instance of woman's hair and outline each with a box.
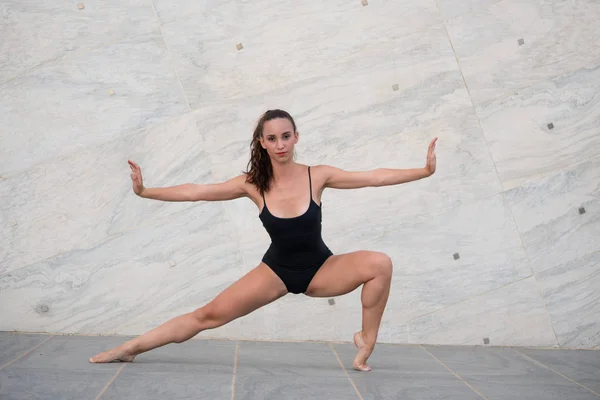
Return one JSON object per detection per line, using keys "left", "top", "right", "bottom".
{"left": 245, "top": 109, "right": 297, "bottom": 195}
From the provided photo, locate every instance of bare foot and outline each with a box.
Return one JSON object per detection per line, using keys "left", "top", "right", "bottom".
{"left": 352, "top": 331, "right": 372, "bottom": 371}
{"left": 89, "top": 344, "right": 136, "bottom": 363}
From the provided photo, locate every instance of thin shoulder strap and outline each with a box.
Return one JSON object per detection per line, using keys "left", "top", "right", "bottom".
{"left": 308, "top": 166, "right": 312, "bottom": 197}
{"left": 261, "top": 188, "right": 266, "bottom": 206}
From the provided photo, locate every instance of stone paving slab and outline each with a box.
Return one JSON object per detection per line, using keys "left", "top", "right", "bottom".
{"left": 1, "top": 333, "right": 599, "bottom": 400}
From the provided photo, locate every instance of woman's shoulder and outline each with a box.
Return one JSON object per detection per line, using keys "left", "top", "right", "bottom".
{"left": 308, "top": 164, "right": 337, "bottom": 176}
{"left": 305, "top": 164, "right": 338, "bottom": 188}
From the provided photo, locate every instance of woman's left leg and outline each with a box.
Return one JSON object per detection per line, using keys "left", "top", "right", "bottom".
{"left": 304, "top": 250, "right": 393, "bottom": 371}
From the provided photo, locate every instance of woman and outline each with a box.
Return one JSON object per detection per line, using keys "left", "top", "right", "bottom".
{"left": 90, "top": 109, "right": 438, "bottom": 371}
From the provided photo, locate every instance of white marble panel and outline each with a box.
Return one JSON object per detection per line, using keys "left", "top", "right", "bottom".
{"left": 0, "top": 29, "right": 189, "bottom": 174}
{"left": 221, "top": 197, "right": 271, "bottom": 270}
{"left": 536, "top": 251, "right": 600, "bottom": 348}
{"left": 155, "top": 0, "right": 439, "bottom": 36}
{"left": 328, "top": 287, "right": 410, "bottom": 344}
{"left": 189, "top": 22, "right": 499, "bottom": 218}
{"left": 503, "top": 156, "right": 600, "bottom": 349}
{"left": 326, "top": 194, "right": 533, "bottom": 324}
{"left": 409, "top": 277, "right": 557, "bottom": 347}
{"left": 503, "top": 156, "right": 600, "bottom": 275}
{"left": 158, "top": 0, "right": 440, "bottom": 108}
{"left": 0, "top": 114, "right": 212, "bottom": 275}
{"left": 446, "top": 0, "right": 600, "bottom": 104}
{"left": 236, "top": 295, "right": 338, "bottom": 342}
{"left": 0, "top": 201, "right": 244, "bottom": 335}
{"left": 0, "top": 0, "right": 157, "bottom": 83}
{"left": 477, "top": 64, "right": 600, "bottom": 190}
{"left": 234, "top": 283, "right": 401, "bottom": 344}
{"left": 318, "top": 103, "right": 502, "bottom": 227}
{"left": 435, "top": 0, "right": 503, "bottom": 21}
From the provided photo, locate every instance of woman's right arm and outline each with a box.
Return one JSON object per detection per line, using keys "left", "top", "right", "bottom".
{"left": 128, "top": 160, "right": 247, "bottom": 202}
{"left": 139, "top": 175, "right": 248, "bottom": 202}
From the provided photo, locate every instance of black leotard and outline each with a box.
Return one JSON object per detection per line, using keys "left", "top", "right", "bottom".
{"left": 259, "top": 166, "right": 333, "bottom": 294}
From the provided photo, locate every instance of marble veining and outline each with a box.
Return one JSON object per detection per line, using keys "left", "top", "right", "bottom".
{"left": 0, "top": 201, "right": 243, "bottom": 335}
{"left": 0, "top": 29, "right": 189, "bottom": 174}
{"left": 1, "top": 0, "right": 599, "bottom": 348}
{"left": 0, "top": 0, "right": 158, "bottom": 84}
{"left": 435, "top": 0, "right": 504, "bottom": 21}
{"left": 503, "top": 156, "right": 600, "bottom": 276}
{"left": 477, "top": 64, "right": 600, "bottom": 190}
{"left": 188, "top": 20, "right": 501, "bottom": 219}
{"left": 158, "top": 0, "right": 441, "bottom": 109}
{"left": 503, "top": 156, "right": 600, "bottom": 348}
{"left": 326, "top": 193, "right": 533, "bottom": 324}
{"left": 536, "top": 251, "right": 600, "bottom": 348}
{"left": 446, "top": 0, "right": 600, "bottom": 104}
{"left": 409, "top": 277, "right": 557, "bottom": 346}
{"left": 0, "top": 114, "right": 209, "bottom": 275}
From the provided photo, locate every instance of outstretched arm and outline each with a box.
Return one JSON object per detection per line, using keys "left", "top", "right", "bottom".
{"left": 128, "top": 160, "right": 247, "bottom": 202}
{"left": 324, "top": 138, "right": 437, "bottom": 189}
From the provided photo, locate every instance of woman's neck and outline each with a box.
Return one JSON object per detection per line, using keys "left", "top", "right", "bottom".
{"left": 271, "top": 160, "right": 301, "bottom": 186}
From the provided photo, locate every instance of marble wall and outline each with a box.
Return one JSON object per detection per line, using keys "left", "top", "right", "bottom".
{"left": 1, "top": 0, "right": 599, "bottom": 349}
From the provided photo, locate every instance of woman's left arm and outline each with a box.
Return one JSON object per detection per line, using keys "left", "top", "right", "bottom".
{"left": 323, "top": 137, "right": 438, "bottom": 189}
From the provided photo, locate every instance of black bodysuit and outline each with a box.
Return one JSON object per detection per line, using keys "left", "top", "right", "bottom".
{"left": 259, "top": 166, "right": 333, "bottom": 294}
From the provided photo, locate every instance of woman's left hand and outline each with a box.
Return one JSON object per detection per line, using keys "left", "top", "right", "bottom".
{"left": 425, "top": 137, "right": 438, "bottom": 176}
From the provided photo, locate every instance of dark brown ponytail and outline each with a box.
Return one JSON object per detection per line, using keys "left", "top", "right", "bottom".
{"left": 245, "top": 109, "right": 297, "bottom": 195}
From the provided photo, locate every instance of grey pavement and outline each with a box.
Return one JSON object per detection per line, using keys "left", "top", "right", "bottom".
{"left": 1, "top": 332, "right": 599, "bottom": 400}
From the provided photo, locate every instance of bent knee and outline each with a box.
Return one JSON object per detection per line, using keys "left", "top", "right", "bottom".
{"left": 371, "top": 252, "right": 393, "bottom": 278}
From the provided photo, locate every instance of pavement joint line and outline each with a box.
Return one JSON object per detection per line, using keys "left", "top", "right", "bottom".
{"left": 512, "top": 348, "right": 600, "bottom": 397}
{"left": 0, "top": 335, "right": 55, "bottom": 370}
{"left": 420, "top": 345, "right": 489, "bottom": 400}
{"left": 95, "top": 363, "right": 127, "bottom": 400}
{"left": 231, "top": 341, "right": 240, "bottom": 400}
{"left": 328, "top": 343, "right": 364, "bottom": 400}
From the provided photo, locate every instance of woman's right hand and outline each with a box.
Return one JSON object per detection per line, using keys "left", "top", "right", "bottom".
{"left": 128, "top": 160, "right": 145, "bottom": 196}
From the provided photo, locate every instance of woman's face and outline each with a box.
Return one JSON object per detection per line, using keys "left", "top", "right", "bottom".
{"left": 260, "top": 118, "right": 298, "bottom": 162}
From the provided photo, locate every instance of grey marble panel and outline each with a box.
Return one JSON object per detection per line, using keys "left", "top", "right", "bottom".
{"left": 0, "top": 202, "right": 244, "bottom": 335}
{"left": 123, "top": 338, "right": 236, "bottom": 374}
{"left": 235, "top": 340, "right": 357, "bottom": 400}
{"left": 333, "top": 343, "right": 483, "bottom": 399}
{"left": 102, "top": 370, "right": 234, "bottom": 400}
{"left": 410, "top": 277, "right": 557, "bottom": 346}
{"left": 0, "top": 29, "right": 189, "bottom": 174}
{"left": 0, "top": 0, "right": 157, "bottom": 83}
{"left": 0, "top": 332, "right": 51, "bottom": 367}
{"left": 477, "top": 64, "right": 600, "bottom": 190}
{"left": 425, "top": 345, "right": 599, "bottom": 400}
{"left": 517, "top": 348, "right": 600, "bottom": 393}
{"left": 8, "top": 335, "right": 129, "bottom": 373}
{"left": 237, "top": 341, "right": 344, "bottom": 377}
{"left": 0, "top": 368, "right": 115, "bottom": 400}
{"left": 159, "top": 0, "right": 441, "bottom": 108}
{"left": 234, "top": 375, "right": 359, "bottom": 400}
{"left": 0, "top": 114, "right": 212, "bottom": 275}
{"left": 446, "top": 0, "right": 600, "bottom": 104}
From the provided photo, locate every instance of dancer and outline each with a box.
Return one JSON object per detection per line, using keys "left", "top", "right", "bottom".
{"left": 90, "top": 109, "right": 437, "bottom": 371}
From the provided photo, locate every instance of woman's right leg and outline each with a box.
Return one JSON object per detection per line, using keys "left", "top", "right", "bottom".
{"left": 90, "top": 262, "right": 287, "bottom": 363}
